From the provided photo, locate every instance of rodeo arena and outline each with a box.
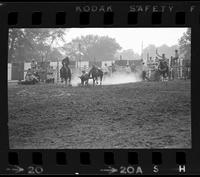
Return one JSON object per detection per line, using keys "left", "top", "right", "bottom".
{"left": 8, "top": 49, "right": 191, "bottom": 149}
{"left": 8, "top": 49, "right": 190, "bottom": 85}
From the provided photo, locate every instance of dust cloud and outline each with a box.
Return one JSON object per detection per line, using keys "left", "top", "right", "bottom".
{"left": 102, "top": 72, "right": 142, "bottom": 85}
{"left": 70, "top": 71, "right": 142, "bottom": 86}
{"left": 70, "top": 72, "right": 82, "bottom": 86}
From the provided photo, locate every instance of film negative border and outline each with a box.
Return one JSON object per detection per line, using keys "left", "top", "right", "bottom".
{"left": 0, "top": 2, "right": 200, "bottom": 27}
{"left": 0, "top": 1, "right": 200, "bottom": 175}
{"left": 0, "top": 150, "right": 198, "bottom": 174}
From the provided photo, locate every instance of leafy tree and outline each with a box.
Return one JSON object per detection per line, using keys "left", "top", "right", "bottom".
{"left": 178, "top": 28, "right": 191, "bottom": 60}
{"left": 115, "top": 49, "right": 140, "bottom": 60}
{"left": 8, "top": 28, "right": 67, "bottom": 63}
{"left": 8, "top": 29, "right": 33, "bottom": 62}
{"left": 63, "top": 35, "right": 121, "bottom": 61}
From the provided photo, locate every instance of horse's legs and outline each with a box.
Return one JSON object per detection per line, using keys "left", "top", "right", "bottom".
{"left": 81, "top": 79, "right": 84, "bottom": 86}
{"left": 160, "top": 72, "right": 163, "bottom": 81}
{"left": 165, "top": 71, "right": 169, "bottom": 81}
{"left": 163, "top": 72, "right": 166, "bottom": 81}
{"left": 69, "top": 78, "right": 72, "bottom": 86}
{"left": 163, "top": 73, "right": 165, "bottom": 81}
{"left": 93, "top": 78, "right": 95, "bottom": 86}
{"left": 85, "top": 79, "right": 89, "bottom": 86}
{"left": 164, "top": 72, "right": 168, "bottom": 81}
{"left": 100, "top": 76, "right": 102, "bottom": 85}
{"left": 96, "top": 77, "right": 98, "bottom": 85}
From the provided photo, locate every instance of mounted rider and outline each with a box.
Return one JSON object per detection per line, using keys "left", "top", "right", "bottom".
{"left": 61, "top": 56, "right": 70, "bottom": 78}
{"left": 60, "top": 56, "right": 72, "bottom": 85}
{"left": 89, "top": 64, "right": 98, "bottom": 73}
{"left": 62, "top": 56, "right": 70, "bottom": 67}
{"left": 156, "top": 49, "right": 170, "bottom": 80}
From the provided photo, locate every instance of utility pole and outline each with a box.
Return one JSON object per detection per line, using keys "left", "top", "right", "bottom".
{"left": 147, "top": 52, "right": 149, "bottom": 62}
{"left": 78, "top": 43, "right": 81, "bottom": 70}
{"left": 57, "top": 59, "right": 59, "bottom": 83}
{"left": 141, "top": 41, "right": 143, "bottom": 61}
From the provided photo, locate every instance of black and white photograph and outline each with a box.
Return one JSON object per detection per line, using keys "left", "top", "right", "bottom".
{"left": 8, "top": 28, "right": 191, "bottom": 149}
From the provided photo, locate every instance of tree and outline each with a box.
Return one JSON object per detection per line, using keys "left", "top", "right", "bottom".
{"left": 178, "top": 28, "right": 191, "bottom": 60}
{"left": 8, "top": 29, "right": 33, "bottom": 62}
{"left": 8, "top": 28, "right": 68, "bottom": 63}
{"left": 63, "top": 35, "right": 121, "bottom": 61}
{"left": 115, "top": 49, "right": 140, "bottom": 60}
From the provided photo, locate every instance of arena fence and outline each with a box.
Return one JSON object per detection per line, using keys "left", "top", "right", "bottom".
{"left": 146, "top": 58, "right": 191, "bottom": 80}
{"left": 7, "top": 60, "right": 115, "bottom": 83}
{"left": 8, "top": 59, "right": 190, "bottom": 83}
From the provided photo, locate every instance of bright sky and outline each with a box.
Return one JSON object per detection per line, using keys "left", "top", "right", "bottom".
{"left": 64, "top": 28, "right": 188, "bottom": 55}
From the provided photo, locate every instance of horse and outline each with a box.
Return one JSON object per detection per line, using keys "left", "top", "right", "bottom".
{"left": 158, "top": 60, "right": 169, "bottom": 81}
{"left": 88, "top": 66, "right": 103, "bottom": 86}
{"left": 60, "top": 65, "right": 72, "bottom": 86}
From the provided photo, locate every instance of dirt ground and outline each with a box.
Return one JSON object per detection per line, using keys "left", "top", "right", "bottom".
{"left": 8, "top": 80, "right": 191, "bottom": 149}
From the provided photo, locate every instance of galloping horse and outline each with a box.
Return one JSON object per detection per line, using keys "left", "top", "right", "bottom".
{"left": 60, "top": 65, "right": 71, "bottom": 86}
{"left": 88, "top": 65, "right": 103, "bottom": 86}
{"left": 158, "top": 60, "right": 169, "bottom": 81}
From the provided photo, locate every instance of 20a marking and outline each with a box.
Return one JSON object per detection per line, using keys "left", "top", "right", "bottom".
{"left": 120, "top": 166, "right": 143, "bottom": 174}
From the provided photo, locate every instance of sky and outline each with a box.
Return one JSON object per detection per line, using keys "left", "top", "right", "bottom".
{"left": 63, "top": 28, "right": 188, "bottom": 55}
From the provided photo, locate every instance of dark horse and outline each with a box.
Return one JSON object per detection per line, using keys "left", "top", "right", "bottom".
{"left": 158, "top": 60, "right": 169, "bottom": 81}
{"left": 88, "top": 66, "right": 103, "bottom": 86}
{"left": 60, "top": 65, "right": 72, "bottom": 86}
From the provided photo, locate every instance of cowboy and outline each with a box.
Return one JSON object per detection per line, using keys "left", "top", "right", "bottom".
{"left": 156, "top": 49, "right": 169, "bottom": 62}
{"left": 130, "top": 63, "right": 136, "bottom": 72}
{"left": 102, "top": 63, "right": 109, "bottom": 75}
{"left": 125, "top": 63, "right": 131, "bottom": 73}
{"left": 31, "top": 59, "right": 37, "bottom": 72}
{"left": 46, "top": 66, "right": 55, "bottom": 83}
{"left": 81, "top": 70, "right": 87, "bottom": 77}
{"left": 80, "top": 70, "right": 89, "bottom": 86}
{"left": 91, "top": 64, "right": 98, "bottom": 72}
{"left": 111, "top": 62, "right": 116, "bottom": 73}
{"left": 62, "top": 56, "right": 70, "bottom": 67}
{"left": 24, "top": 68, "right": 39, "bottom": 84}
{"left": 25, "top": 69, "right": 33, "bottom": 81}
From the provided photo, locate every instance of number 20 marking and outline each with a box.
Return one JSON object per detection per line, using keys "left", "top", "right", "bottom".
{"left": 120, "top": 166, "right": 135, "bottom": 174}
{"left": 28, "top": 166, "right": 43, "bottom": 174}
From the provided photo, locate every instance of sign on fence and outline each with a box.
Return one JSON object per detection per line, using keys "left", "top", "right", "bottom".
{"left": 11, "top": 63, "right": 24, "bottom": 81}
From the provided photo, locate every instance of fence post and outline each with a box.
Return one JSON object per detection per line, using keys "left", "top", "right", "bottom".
{"left": 56, "top": 60, "right": 59, "bottom": 83}
{"left": 180, "top": 59, "right": 183, "bottom": 79}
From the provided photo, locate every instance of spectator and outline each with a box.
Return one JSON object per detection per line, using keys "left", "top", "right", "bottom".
{"left": 31, "top": 59, "right": 37, "bottom": 72}
{"left": 46, "top": 66, "right": 55, "bottom": 83}
{"left": 142, "top": 63, "right": 148, "bottom": 81}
